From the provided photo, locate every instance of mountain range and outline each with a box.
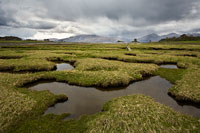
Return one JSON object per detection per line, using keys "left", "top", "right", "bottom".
{"left": 59, "top": 34, "right": 118, "bottom": 43}
{"left": 138, "top": 33, "right": 200, "bottom": 42}
{"left": 138, "top": 33, "right": 180, "bottom": 42}
{"left": 56, "top": 33, "right": 200, "bottom": 43}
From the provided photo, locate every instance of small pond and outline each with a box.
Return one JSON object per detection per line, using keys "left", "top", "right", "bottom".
{"left": 56, "top": 63, "right": 74, "bottom": 71}
{"left": 29, "top": 76, "right": 200, "bottom": 119}
{"left": 160, "top": 65, "right": 178, "bottom": 69}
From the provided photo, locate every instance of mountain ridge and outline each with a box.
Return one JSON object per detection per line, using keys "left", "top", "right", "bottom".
{"left": 138, "top": 33, "right": 180, "bottom": 42}
{"left": 138, "top": 33, "right": 200, "bottom": 42}
{"left": 59, "top": 34, "right": 118, "bottom": 43}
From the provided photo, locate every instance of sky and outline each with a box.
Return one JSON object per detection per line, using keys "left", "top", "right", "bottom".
{"left": 0, "top": 0, "right": 200, "bottom": 40}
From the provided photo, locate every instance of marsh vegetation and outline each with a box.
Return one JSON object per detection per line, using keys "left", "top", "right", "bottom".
{"left": 0, "top": 42, "right": 200, "bottom": 132}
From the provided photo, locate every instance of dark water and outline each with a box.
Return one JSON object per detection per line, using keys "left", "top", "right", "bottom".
{"left": 160, "top": 65, "right": 178, "bottom": 69}
{"left": 56, "top": 63, "right": 74, "bottom": 71}
{"left": 29, "top": 76, "right": 200, "bottom": 119}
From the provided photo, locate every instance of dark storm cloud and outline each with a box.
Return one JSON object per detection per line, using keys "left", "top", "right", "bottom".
{"left": 0, "top": 4, "right": 15, "bottom": 26}
{"left": 41, "top": 0, "right": 199, "bottom": 26}
{"left": 0, "top": 0, "right": 57, "bottom": 30}
{"left": 0, "top": 0, "right": 200, "bottom": 39}
{"left": 19, "top": 21, "right": 57, "bottom": 30}
{"left": 0, "top": 9, "right": 7, "bottom": 26}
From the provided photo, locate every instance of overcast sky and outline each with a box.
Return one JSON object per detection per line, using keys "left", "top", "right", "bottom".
{"left": 0, "top": 0, "right": 200, "bottom": 40}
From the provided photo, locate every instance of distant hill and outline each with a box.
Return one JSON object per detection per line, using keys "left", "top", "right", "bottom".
{"left": 138, "top": 33, "right": 161, "bottom": 42}
{"left": 45, "top": 38, "right": 59, "bottom": 42}
{"left": 0, "top": 36, "right": 22, "bottom": 41}
{"left": 59, "top": 34, "right": 118, "bottom": 43}
{"left": 187, "top": 33, "right": 200, "bottom": 37}
{"left": 138, "top": 33, "right": 180, "bottom": 42}
{"left": 160, "top": 34, "right": 200, "bottom": 42}
{"left": 162, "top": 33, "right": 180, "bottom": 39}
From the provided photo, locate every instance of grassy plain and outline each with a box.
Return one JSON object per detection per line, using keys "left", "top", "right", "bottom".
{"left": 0, "top": 42, "right": 200, "bottom": 132}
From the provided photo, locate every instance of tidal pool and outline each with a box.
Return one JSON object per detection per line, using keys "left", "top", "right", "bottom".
{"left": 160, "top": 65, "right": 178, "bottom": 69}
{"left": 56, "top": 63, "right": 74, "bottom": 71}
{"left": 29, "top": 76, "right": 200, "bottom": 119}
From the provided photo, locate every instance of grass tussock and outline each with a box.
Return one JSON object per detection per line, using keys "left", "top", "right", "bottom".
{"left": 75, "top": 58, "right": 158, "bottom": 76}
{"left": 13, "top": 58, "right": 158, "bottom": 88}
{"left": 154, "top": 68, "right": 186, "bottom": 84}
{"left": 169, "top": 65, "right": 200, "bottom": 103}
{"left": 0, "top": 86, "right": 36, "bottom": 131}
{"left": 87, "top": 95, "right": 200, "bottom": 132}
{"left": 0, "top": 59, "right": 56, "bottom": 72}
{"left": 0, "top": 72, "right": 67, "bottom": 132}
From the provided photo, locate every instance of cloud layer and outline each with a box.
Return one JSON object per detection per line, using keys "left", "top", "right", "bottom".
{"left": 0, "top": 0, "right": 200, "bottom": 39}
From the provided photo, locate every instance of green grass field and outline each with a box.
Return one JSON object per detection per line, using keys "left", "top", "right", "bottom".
{"left": 0, "top": 42, "right": 200, "bottom": 132}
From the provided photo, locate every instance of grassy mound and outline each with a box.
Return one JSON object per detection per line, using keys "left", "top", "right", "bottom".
{"left": 0, "top": 73, "right": 67, "bottom": 132}
{"left": 13, "top": 58, "right": 158, "bottom": 88}
{"left": 169, "top": 65, "right": 200, "bottom": 103}
{"left": 0, "top": 59, "right": 56, "bottom": 72}
{"left": 154, "top": 68, "right": 186, "bottom": 84}
{"left": 86, "top": 95, "right": 200, "bottom": 132}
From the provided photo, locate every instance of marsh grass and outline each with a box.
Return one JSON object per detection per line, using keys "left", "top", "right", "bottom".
{"left": 13, "top": 58, "right": 158, "bottom": 88}
{"left": 86, "top": 95, "right": 200, "bottom": 132}
{"left": 0, "top": 59, "right": 56, "bottom": 72}
{"left": 169, "top": 65, "right": 200, "bottom": 103}
{"left": 129, "top": 43, "right": 200, "bottom": 51}
{"left": 7, "top": 95, "right": 200, "bottom": 132}
{"left": 0, "top": 42, "right": 200, "bottom": 132}
{"left": 0, "top": 72, "right": 68, "bottom": 132}
{"left": 154, "top": 68, "right": 186, "bottom": 84}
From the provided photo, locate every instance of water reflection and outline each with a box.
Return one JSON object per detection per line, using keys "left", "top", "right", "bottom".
{"left": 160, "top": 65, "right": 178, "bottom": 69}
{"left": 56, "top": 63, "right": 74, "bottom": 71}
{"left": 29, "top": 76, "right": 200, "bottom": 119}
